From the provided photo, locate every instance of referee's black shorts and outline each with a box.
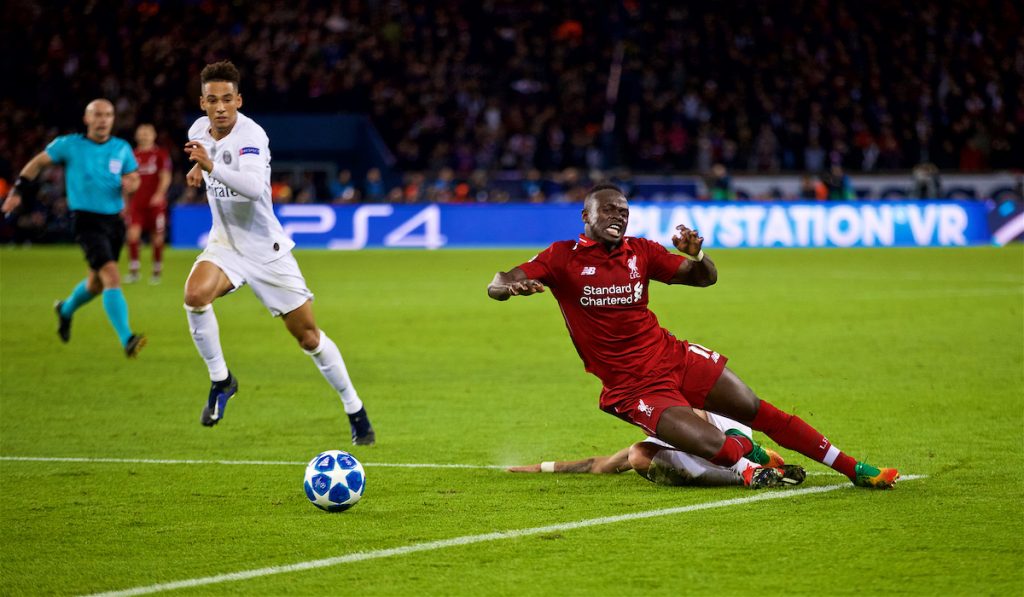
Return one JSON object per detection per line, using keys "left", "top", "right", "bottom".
{"left": 72, "top": 210, "right": 126, "bottom": 271}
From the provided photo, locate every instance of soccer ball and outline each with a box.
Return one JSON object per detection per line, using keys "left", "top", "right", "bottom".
{"left": 303, "top": 450, "right": 366, "bottom": 512}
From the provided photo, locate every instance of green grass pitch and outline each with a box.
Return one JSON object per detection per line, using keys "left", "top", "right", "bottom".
{"left": 1, "top": 245, "right": 1022, "bottom": 596}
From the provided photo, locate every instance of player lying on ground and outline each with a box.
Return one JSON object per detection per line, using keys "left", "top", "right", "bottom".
{"left": 182, "top": 61, "right": 374, "bottom": 445}
{"left": 488, "top": 183, "right": 898, "bottom": 488}
{"left": 2, "top": 99, "right": 145, "bottom": 357}
{"left": 510, "top": 409, "right": 807, "bottom": 489}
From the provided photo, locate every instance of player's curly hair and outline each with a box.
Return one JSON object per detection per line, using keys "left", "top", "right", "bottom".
{"left": 201, "top": 61, "right": 241, "bottom": 90}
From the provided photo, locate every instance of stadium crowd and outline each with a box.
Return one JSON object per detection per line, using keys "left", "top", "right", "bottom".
{"left": 1, "top": 0, "right": 1022, "bottom": 240}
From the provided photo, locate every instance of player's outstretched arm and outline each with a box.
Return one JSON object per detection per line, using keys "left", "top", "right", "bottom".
{"left": 507, "top": 447, "right": 632, "bottom": 474}
{"left": 669, "top": 224, "right": 718, "bottom": 287}
{"left": 2, "top": 151, "right": 53, "bottom": 214}
{"left": 488, "top": 267, "right": 545, "bottom": 301}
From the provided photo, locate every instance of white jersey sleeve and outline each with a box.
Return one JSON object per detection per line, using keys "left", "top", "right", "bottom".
{"left": 209, "top": 124, "right": 268, "bottom": 199}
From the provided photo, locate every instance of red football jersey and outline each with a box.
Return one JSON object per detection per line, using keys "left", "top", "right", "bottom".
{"left": 131, "top": 146, "right": 172, "bottom": 206}
{"left": 517, "top": 234, "right": 686, "bottom": 387}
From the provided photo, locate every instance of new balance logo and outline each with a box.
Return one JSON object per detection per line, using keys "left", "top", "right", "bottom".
{"left": 638, "top": 399, "right": 654, "bottom": 417}
{"left": 581, "top": 266, "right": 596, "bottom": 276}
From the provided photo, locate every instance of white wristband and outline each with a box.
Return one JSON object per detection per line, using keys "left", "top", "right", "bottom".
{"left": 684, "top": 249, "right": 704, "bottom": 262}
{"left": 540, "top": 461, "right": 556, "bottom": 473}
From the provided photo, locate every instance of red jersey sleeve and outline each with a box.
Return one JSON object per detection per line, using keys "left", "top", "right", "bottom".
{"left": 516, "top": 243, "right": 559, "bottom": 285}
{"left": 643, "top": 238, "right": 686, "bottom": 283}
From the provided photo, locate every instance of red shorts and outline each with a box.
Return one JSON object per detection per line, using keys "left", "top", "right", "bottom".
{"left": 599, "top": 340, "right": 728, "bottom": 436}
{"left": 127, "top": 203, "right": 167, "bottom": 234}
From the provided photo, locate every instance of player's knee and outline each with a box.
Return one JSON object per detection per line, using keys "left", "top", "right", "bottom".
{"left": 628, "top": 442, "right": 660, "bottom": 477}
{"left": 86, "top": 277, "right": 104, "bottom": 295}
{"left": 183, "top": 286, "right": 211, "bottom": 308}
{"left": 97, "top": 263, "right": 121, "bottom": 288}
{"left": 296, "top": 328, "right": 321, "bottom": 351}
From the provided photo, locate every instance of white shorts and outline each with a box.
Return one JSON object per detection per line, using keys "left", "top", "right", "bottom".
{"left": 193, "top": 244, "right": 314, "bottom": 316}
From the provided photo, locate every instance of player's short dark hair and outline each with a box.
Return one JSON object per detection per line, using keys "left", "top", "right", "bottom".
{"left": 201, "top": 61, "right": 241, "bottom": 91}
{"left": 586, "top": 182, "right": 625, "bottom": 197}
{"left": 583, "top": 182, "right": 626, "bottom": 209}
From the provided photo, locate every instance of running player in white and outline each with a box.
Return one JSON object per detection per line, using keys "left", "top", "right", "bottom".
{"left": 510, "top": 409, "right": 806, "bottom": 489}
{"left": 182, "top": 60, "right": 375, "bottom": 445}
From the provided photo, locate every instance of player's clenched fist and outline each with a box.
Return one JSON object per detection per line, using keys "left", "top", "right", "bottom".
{"left": 184, "top": 141, "right": 213, "bottom": 173}
{"left": 672, "top": 224, "right": 704, "bottom": 258}
{"left": 185, "top": 164, "right": 204, "bottom": 187}
{"left": 507, "top": 279, "right": 545, "bottom": 296}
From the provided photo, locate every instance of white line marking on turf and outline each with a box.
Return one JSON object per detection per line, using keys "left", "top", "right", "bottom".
{"left": 82, "top": 475, "right": 926, "bottom": 597}
{"left": 0, "top": 456, "right": 507, "bottom": 469}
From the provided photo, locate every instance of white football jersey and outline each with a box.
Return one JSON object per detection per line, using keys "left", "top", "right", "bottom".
{"left": 188, "top": 112, "right": 294, "bottom": 263}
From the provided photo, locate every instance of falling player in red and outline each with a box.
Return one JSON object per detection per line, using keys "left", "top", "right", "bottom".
{"left": 126, "top": 123, "right": 171, "bottom": 284}
{"left": 487, "top": 183, "right": 899, "bottom": 489}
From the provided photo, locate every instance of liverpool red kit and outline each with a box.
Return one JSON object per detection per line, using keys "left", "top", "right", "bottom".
{"left": 517, "top": 234, "right": 728, "bottom": 434}
{"left": 128, "top": 147, "right": 171, "bottom": 232}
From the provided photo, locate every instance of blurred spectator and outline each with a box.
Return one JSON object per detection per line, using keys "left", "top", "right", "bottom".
{"left": 403, "top": 173, "right": 425, "bottom": 203}
{"left": 294, "top": 173, "right": 317, "bottom": 204}
{"left": 707, "top": 164, "right": 735, "bottom": 201}
{"left": 912, "top": 163, "right": 943, "bottom": 199}
{"left": 824, "top": 166, "right": 855, "bottom": 201}
{"left": 271, "top": 174, "right": 293, "bottom": 204}
{"left": 804, "top": 141, "right": 826, "bottom": 173}
{"left": 330, "top": 170, "right": 359, "bottom": 203}
{"left": 363, "top": 168, "right": 385, "bottom": 202}
{"left": 469, "top": 170, "right": 491, "bottom": 202}
{"left": 554, "top": 168, "right": 589, "bottom": 203}
{"left": 799, "top": 175, "right": 828, "bottom": 200}
{"left": 427, "top": 167, "right": 455, "bottom": 203}
{"left": 522, "top": 169, "right": 546, "bottom": 203}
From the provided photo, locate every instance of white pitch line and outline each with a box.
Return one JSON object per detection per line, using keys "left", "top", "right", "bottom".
{"left": 0, "top": 455, "right": 506, "bottom": 470}
{"left": 83, "top": 475, "right": 926, "bottom": 597}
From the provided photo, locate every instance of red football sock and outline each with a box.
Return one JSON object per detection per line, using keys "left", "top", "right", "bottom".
{"left": 153, "top": 244, "right": 164, "bottom": 274}
{"left": 128, "top": 239, "right": 140, "bottom": 267}
{"left": 709, "top": 433, "right": 753, "bottom": 467}
{"left": 751, "top": 400, "right": 857, "bottom": 479}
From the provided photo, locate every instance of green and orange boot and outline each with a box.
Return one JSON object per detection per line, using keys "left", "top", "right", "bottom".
{"left": 852, "top": 462, "right": 899, "bottom": 489}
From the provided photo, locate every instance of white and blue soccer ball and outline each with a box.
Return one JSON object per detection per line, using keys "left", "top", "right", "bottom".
{"left": 303, "top": 450, "right": 366, "bottom": 512}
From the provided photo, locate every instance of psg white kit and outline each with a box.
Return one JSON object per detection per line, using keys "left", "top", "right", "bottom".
{"left": 188, "top": 112, "right": 312, "bottom": 316}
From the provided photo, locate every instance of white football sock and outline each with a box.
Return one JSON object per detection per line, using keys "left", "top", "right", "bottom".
{"left": 305, "top": 331, "right": 363, "bottom": 414}
{"left": 185, "top": 304, "right": 229, "bottom": 382}
{"left": 731, "top": 457, "right": 757, "bottom": 476}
